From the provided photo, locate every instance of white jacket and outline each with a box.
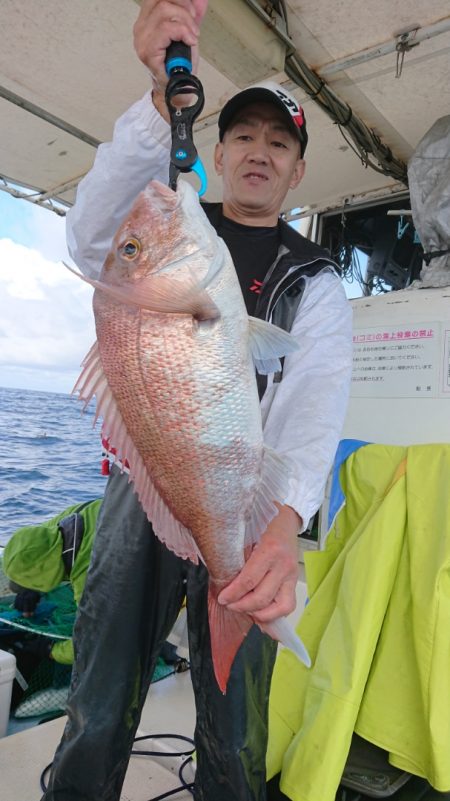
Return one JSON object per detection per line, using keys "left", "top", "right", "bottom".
{"left": 66, "top": 92, "right": 353, "bottom": 529}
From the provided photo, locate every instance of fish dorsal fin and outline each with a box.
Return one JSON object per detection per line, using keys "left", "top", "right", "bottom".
{"left": 248, "top": 317, "right": 299, "bottom": 375}
{"left": 73, "top": 342, "right": 203, "bottom": 565}
{"left": 244, "top": 446, "right": 293, "bottom": 548}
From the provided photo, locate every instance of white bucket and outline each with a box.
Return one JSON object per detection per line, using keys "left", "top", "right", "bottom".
{"left": 0, "top": 649, "right": 16, "bottom": 737}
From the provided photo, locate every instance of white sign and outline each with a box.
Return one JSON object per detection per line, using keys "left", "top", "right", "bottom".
{"left": 351, "top": 323, "right": 440, "bottom": 398}
{"left": 443, "top": 329, "right": 450, "bottom": 394}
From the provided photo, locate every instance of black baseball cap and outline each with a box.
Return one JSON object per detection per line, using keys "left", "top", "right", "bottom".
{"left": 218, "top": 80, "right": 308, "bottom": 158}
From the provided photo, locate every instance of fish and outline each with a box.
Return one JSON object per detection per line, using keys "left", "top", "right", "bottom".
{"left": 69, "top": 179, "right": 311, "bottom": 692}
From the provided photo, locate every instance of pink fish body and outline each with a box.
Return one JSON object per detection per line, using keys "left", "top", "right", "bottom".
{"left": 73, "top": 180, "right": 310, "bottom": 691}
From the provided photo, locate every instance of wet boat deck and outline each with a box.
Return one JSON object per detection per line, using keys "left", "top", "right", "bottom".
{"left": 1, "top": 670, "right": 196, "bottom": 801}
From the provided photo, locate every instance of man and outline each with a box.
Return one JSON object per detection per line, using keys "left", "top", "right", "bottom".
{"left": 3, "top": 499, "right": 101, "bottom": 664}
{"left": 2, "top": 498, "right": 183, "bottom": 714}
{"left": 42, "top": 2, "right": 352, "bottom": 800}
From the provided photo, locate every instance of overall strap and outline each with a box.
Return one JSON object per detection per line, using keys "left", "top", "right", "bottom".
{"left": 58, "top": 500, "right": 93, "bottom": 576}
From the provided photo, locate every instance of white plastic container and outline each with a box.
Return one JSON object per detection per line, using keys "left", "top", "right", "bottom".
{"left": 0, "top": 649, "right": 16, "bottom": 738}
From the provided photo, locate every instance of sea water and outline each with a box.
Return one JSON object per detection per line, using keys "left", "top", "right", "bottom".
{"left": 0, "top": 386, "right": 107, "bottom": 546}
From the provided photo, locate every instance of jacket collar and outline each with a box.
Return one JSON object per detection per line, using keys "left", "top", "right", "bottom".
{"left": 201, "top": 201, "right": 338, "bottom": 272}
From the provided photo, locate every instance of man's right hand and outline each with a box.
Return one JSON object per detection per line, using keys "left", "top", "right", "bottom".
{"left": 133, "top": 0, "right": 208, "bottom": 121}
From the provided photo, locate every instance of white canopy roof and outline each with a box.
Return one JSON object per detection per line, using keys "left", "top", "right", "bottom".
{"left": 0, "top": 0, "right": 449, "bottom": 214}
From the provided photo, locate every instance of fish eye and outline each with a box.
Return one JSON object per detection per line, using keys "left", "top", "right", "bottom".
{"left": 120, "top": 238, "right": 141, "bottom": 259}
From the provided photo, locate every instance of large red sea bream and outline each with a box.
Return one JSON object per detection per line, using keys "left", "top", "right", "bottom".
{"left": 70, "top": 179, "right": 310, "bottom": 692}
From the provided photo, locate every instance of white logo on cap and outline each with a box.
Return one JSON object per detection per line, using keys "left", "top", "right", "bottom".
{"left": 248, "top": 81, "right": 305, "bottom": 131}
{"left": 274, "top": 88, "right": 304, "bottom": 130}
{"left": 275, "top": 88, "right": 299, "bottom": 115}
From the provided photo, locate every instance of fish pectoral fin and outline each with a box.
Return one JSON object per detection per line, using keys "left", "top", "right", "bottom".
{"left": 248, "top": 317, "right": 299, "bottom": 375}
{"left": 244, "top": 446, "right": 293, "bottom": 548}
{"left": 208, "top": 588, "right": 253, "bottom": 694}
{"left": 64, "top": 261, "right": 220, "bottom": 321}
{"left": 116, "top": 273, "right": 220, "bottom": 321}
{"left": 261, "top": 616, "right": 311, "bottom": 668}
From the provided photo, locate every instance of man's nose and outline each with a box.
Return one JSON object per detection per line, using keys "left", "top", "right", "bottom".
{"left": 247, "top": 139, "right": 269, "bottom": 163}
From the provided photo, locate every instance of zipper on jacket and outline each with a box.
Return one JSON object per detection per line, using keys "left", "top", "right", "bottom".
{"left": 264, "top": 257, "right": 336, "bottom": 322}
{"left": 253, "top": 245, "right": 290, "bottom": 319}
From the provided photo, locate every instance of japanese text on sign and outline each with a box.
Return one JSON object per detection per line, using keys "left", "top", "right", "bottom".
{"left": 352, "top": 325, "right": 439, "bottom": 398}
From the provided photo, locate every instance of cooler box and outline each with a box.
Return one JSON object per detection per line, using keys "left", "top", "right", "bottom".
{"left": 0, "top": 649, "right": 16, "bottom": 737}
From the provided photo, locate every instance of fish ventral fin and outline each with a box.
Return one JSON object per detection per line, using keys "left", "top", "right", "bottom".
{"left": 73, "top": 341, "right": 203, "bottom": 564}
{"left": 63, "top": 261, "right": 219, "bottom": 322}
{"left": 244, "top": 446, "right": 293, "bottom": 548}
{"left": 248, "top": 316, "right": 299, "bottom": 375}
{"left": 208, "top": 587, "right": 253, "bottom": 694}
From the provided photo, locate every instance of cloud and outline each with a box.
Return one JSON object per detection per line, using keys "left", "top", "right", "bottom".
{"left": 25, "top": 200, "right": 74, "bottom": 266}
{"left": 0, "top": 235, "right": 95, "bottom": 391}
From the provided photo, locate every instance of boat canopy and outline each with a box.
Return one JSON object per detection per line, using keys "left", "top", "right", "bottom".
{"left": 0, "top": 0, "right": 449, "bottom": 215}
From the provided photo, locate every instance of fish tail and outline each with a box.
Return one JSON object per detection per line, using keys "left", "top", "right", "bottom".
{"left": 208, "top": 587, "right": 253, "bottom": 694}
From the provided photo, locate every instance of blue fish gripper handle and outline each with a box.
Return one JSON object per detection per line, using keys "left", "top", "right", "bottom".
{"left": 165, "top": 42, "right": 207, "bottom": 197}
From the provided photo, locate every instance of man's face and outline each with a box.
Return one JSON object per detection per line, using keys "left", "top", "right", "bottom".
{"left": 214, "top": 102, "right": 305, "bottom": 225}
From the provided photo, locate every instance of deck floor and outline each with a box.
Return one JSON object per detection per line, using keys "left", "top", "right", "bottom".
{"left": 1, "top": 670, "right": 196, "bottom": 801}
{"left": 0, "top": 573, "right": 310, "bottom": 801}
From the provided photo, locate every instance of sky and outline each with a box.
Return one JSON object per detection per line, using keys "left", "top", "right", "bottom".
{"left": 0, "top": 189, "right": 362, "bottom": 394}
{"left": 0, "top": 190, "right": 95, "bottom": 394}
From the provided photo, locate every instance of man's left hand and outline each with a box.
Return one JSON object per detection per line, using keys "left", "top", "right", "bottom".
{"left": 217, "top": 504, "right": 301, "bottom": 624}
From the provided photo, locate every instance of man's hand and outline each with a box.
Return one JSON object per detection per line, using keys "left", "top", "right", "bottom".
{"left": 217, "top": 505, "right": 301, "bottom": 624}
{"left": 14, "top": 589, "right": 41, "bottom": 618}
{"left": 133, "top": 0, "right": 208, "bottom": 120}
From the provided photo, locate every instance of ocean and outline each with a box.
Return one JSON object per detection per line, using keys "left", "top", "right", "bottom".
{"left": 0, "top": 386, "right": 108, "bottom": 546}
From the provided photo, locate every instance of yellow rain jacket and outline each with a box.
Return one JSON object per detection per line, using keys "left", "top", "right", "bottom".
{"left": 267, "top": 443, "right": 450, "bottom": 801}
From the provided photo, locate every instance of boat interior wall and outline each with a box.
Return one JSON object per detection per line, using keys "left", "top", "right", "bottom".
{"left": 344, "top": 287, "right": 450, "bottom": 447}
{"left": 0, "top": 1, "right": 449, "bottom": 214}
{"left": 317, "top": 285, "right": 450, "bottom": 541}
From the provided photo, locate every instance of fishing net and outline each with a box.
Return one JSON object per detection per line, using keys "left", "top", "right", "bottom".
{"left": 0, "top": 566, "right": 12, "bottom": 597}
{"left": 0, "top": 572, "right": 76, "bottom": 719}
{"left": 10, "top": 655, "right": 174, "bottom": 720}
{"left": 0, "top": 561, "right": 176, "bottom": 720}
{"left": 0, "top": 582, "right": 77, "bottom": 639}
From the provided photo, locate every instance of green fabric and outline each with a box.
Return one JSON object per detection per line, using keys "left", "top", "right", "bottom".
{"left": 51, "top": 634, "right": 74, "bottom": 663}
{"left": 2, "top": 500, "right": 101, "bottom": 664}
{"left": 267, "top": 443, "right": 450, "bottom": 800}
{"left": 0, "top": 581, "right": 77, "bottom": 639}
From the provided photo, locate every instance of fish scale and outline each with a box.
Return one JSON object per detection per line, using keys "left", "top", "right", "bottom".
{"left": 97, "top": 301, "right": 257, "bottom": 574}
